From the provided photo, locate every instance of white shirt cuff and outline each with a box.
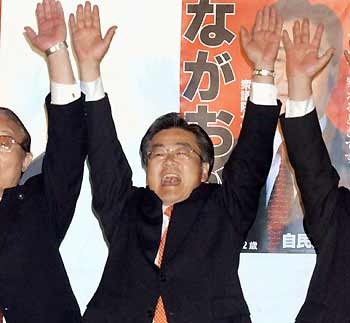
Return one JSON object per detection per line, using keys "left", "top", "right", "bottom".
{"left": 285, "top": 97, "right": 315, "bottom": 118}
{"left": 50, "top": 81, "right": 81, "bottom": 105}
{"left": 80, "top": 78, "right": 105, "bottom": 102}
{"left": 250, "top": 82, "right": 278, "bottom": 106}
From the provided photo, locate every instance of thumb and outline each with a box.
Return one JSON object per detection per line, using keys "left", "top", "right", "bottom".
{"left": 24, "top": 26, "right": 38, "bottom": 45}
{"left": 345, "top": 49, "right": 350, "bottom": 64}
{"left": 240, "top": 26, "right": 250, "bottom": 50}
{"left": 103, "top": 26, "right": 118, "bottom": 49}
{"left": 316, "top": 48, "right": 334, "bottom": 72}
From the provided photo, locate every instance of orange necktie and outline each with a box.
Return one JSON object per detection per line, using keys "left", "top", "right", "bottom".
{"left": 267, "top": 146, "right": 294, "bottom": 252}
{"left": 153, "top": 205, "right": 173, "bottom": 323}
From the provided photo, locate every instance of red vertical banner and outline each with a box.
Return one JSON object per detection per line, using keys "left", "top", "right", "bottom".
{"left": 180, "top": 0, "right": 350, "bottom": 253}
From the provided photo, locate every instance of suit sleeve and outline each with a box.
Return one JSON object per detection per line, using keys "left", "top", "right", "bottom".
{"left": 280, "top": 109, "right": 344, "bottom": 248}
{"left": 220, "top": 99, "right": 281, "bottom": 237}
{"left": 85, "top": 95, "right": 133, "bottom": 242}
{"left": 43, "top": 94, "right": 87, "bottom": 243}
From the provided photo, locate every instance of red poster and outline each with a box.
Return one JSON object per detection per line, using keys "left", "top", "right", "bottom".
{"left": 180, "top": 0, "right": 350, "bottom": 253}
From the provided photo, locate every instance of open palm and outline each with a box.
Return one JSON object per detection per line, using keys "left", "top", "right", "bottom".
{"left": 69, "top": 2, "right": 116, "bottom": 65}
{"left": 283, "top": 19, "right": 334, "bottom": 81}
{"left": 241, "top": 6, "right": 283, "bottom": 69}
{"left": 24, "top": 0, "right": 66, "bottom": 52}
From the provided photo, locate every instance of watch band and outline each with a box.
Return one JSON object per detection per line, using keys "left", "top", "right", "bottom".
{"left": 45, "top": 41, "right": 68, "bottom": 56}
{"left": 252, "top": 68, "right": 275, "bottom": 77}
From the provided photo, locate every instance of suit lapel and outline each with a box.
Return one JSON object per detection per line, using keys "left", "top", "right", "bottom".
{"left": 137, "top": 184, "right": 214, "bottom": 265}
{"left": 137, "top": 188, "right": 163, "bottom": 266}
{"left": 0, "top": 187, "right": 20, "bottom": 252}
{"left": 163, "top": 183, "right": 213, "bottom": 264}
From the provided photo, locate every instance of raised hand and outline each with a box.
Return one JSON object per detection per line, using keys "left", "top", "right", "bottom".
{"left": 69, "top": 1, "right": 117, "bottom": 80}
{"left": 240, "top": 6, "right": 283, "bottom": 71}
{"left": 282, "top": 19, "right": 334, "bottom": 82}
{"left": 24, "top": 0, "right": 66, "bottom": 53}
{"left": 282, "top": 18, "right": 334, "bottom": 101}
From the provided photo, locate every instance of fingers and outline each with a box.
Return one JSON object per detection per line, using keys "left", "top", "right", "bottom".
{"left": 92, "top": 5, "right": 101, "bottom": 30}
{"left": 345, "top": 49, "right": 350, "bottom": 64}
{"left": 290, "top": 19, "right": 323, "bottom": 50}
{"left": 239, "top": 26, "right": 250, "bottom": 50}
{"left": 69, "top": 13, "right": 77, "bottom": 34}
{"left": 55, "top": 1, "right": 64, "bottom": 21}
{"left": 275, "top": 13, "right": 283, "bottom": 35}
{"left": 253, "top": 6, "right": 282, "bottom": 35}
{"left": 262, "top": 6, "right": 269, "bottom": 31}
{"left": 49, "top": 0, "right": 56, "bottom": 19}
{"left": 252, "top": 9, "right": 262, "bottom": 34}
{"left": 23, "top": 26, "right": 38, "bottom": 44}
{"left": 293, "top": 20, "right": 301, "bottom": 45}
{"left": 301, "top": 18, "right": 310, "bottom": 44}
{"left": 311, "top": 23, "right": 324, "bottom": 51}
{"left": 36, "top": 0, "right": 64, "bottom": 30}
{"left": 36, "top": 3, "right": 45, "bottom": 27}
{"left": 43, "top": 0, "right": 51, "bottom": 20}
{"left": 76, "top": 4, "right": 84, "bottom": 30}
{"left": 103, "top": 26, "right": 118, "bottom": 48}
{"left": 282, "top": 30, "right": 292, "bottom": 51}
{"left": 316, "top": 47, "right": 334, "bottom": 71}
{"left": 72, "top": 1, "right": 100, "bottom": 32}
{"left": 268, "top": 7, "right": 276, "bottom": 32}
{"left": 84, "top": 1, "right": 92, "bottom": 28}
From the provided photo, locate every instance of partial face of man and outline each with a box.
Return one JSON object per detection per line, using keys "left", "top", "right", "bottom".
{"left": 275, "top": 19, "right": 337, "bottom": 118}
{"left": 0, "top": 114, "right": 32, "bottom": 197}
{"left": 146, "top": 128, "right": 209, "bottom": 206}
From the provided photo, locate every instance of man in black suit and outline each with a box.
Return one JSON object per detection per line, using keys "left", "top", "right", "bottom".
{"left": 0, "top": 0, "right": 87, "bottom": 322}
{"left": 70, "top": 4, "right": 282, "bottom": 322}
{"left": 246, "top": 0, "right": 348, "bottom": 253}
{"left": 278, "top": 17, "right": 343, "bottom": 322}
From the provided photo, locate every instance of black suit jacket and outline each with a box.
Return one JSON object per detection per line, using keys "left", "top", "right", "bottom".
{"left": 82, "top": 96, "right": 280, "bottom": 323}
{"left": 0, "top": 95, "right": 86, "bottom": 323}
{"left": 281, "top": 109, "right": 350, "bottom": 323}
{"left": 246, "top": 116, "right": 350, "bottom": 253}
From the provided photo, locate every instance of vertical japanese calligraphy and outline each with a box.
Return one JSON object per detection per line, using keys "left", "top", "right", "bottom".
{"left": 180, "top": 0, "right": 238, "bottom": 184}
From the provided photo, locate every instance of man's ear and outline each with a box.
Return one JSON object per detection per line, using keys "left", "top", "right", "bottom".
{"left": 21, "top": 152, "right": 33, "bottom": 172}
{"left": 200, "top": 162, "right": 210, "bottom": 182}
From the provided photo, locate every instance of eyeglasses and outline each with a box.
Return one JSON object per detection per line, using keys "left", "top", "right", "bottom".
{"left": 0, "top": 135, "right": 25, "bottom": 153}
{"left": 147, "top": 144, "right": 202, "bottom": 162}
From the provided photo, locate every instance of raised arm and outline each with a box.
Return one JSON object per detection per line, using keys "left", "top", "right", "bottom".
{"left": 241, "top": 6, "right": 282, "bottom": 85}
{"left": 280, "top": 18, "right": 338, "bottom": 247}
{"left": 220, "top": 7, "right": 281, "bottom": 236}
{"left": 70, "top": 2, "right": 132, "bottom": 241}
{"left": 25, "top": 0, "right": 75, "bottom": 84}
{"left": 24, "top": 0, "right": 86, "bottom": 242}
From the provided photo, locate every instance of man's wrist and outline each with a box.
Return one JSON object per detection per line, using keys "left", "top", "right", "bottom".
{"left": 47, "top": 48, "right": 76, "bottom": 84}
{"left": 80, "top": 77, "right": 105, "bottom": 102}
{"left": 288, "top": 76, "right": 312, "bottom": 101}
{"left": 45, "top": 41, "right": 68, "bottom": 57}
{"left": 78, "top": 60, "right": 101, "bottom": 83}
{"left": 252, "top": 68, "right": 275, "bottom": 77}
{"left": 252, "top": 62, "right": 275, "bottom": 84}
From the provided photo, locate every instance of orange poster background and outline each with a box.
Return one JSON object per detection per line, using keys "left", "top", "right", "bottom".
{"left": 180, "top": 0, "right": 350, "bottom": 137}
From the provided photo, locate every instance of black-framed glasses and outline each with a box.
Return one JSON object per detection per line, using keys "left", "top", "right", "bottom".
{"left": 147, "top": 144, "right": 203, "bottom": 162}
{"left": 0, "top": 135, "right": 26, "bottom": 153}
